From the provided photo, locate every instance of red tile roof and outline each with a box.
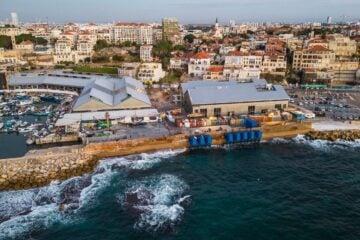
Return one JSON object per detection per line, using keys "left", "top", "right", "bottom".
{"left": 115, "top": 22, "right": 149, "bottom": 27}
{"left": 308, "top": 38, "right": 329, "bottom": 44}
{"left": 191, "top": 52, "right": 210, "bottom": 59}
{"left": 308, "top": 45, "right": 331, "bottom": 51}
{"left": 207, "top": 65, "right": 224, "bottom": 73}
{"left": 227, "top": 50, "right": 264, "bottom": 57}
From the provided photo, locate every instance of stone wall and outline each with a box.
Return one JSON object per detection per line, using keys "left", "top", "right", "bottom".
{"left": 0, "top": 152, "right": 97, "bottom": 190}
{"left": 306, "top": 130, "right": 360, "bottom": 141}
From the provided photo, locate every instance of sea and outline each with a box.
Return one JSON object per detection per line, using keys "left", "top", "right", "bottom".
{"left": 0, "top": 136, "right": 360, "bottom": 240}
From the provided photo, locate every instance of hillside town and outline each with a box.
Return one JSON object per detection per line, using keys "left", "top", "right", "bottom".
{"left": 0, "top": 12, "right": 360, "bottom": 148}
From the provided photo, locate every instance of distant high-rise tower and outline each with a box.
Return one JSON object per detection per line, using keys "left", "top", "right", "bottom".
{"left": 327, "top": 16, "right": 332, "bottom": 24}
{"left": 162, "top": 18, "right": 180, "bottom": 42}
{"left": 10, "top": 12, "right": 19, "bottom": 26}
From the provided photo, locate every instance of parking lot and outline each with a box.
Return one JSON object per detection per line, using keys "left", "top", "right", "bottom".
{"left": 287, "top": 88, "right": 360, "bottom": 121}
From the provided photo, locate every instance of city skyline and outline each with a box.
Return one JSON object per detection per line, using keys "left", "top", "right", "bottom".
{"left": 1, "top": 0, "right": 360, "bottom": 24}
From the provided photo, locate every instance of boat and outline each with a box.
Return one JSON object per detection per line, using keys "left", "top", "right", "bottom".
{"left": 26, "top": 138, "right": 35, "bottom": 145}
{"left": 17, "top": 100, "right": 33, "bottom": 106}
{"left": 0, "top": 122, "right": 3, "bottom": 129}
{"left": 31, "top": 112, "right": 52, "bottom": 116}
{"left": 19, "top": 127, "right": 34, "bottom": 133}
{"left": 20, "top": 121, "right": 29, "bottom": 127}
{"left": 40, "top": 96, "right": 62, "bottom": 104}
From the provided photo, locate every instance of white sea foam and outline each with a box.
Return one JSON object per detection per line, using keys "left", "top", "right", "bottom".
{"left": 0, "top": 149, "right": 186, "bottom": 239}
{"left": 120, "top": 174, "right": 191, "bottom": 232}
{"left": 293, "top": 135, "right": 360, "bottom": 151}
{"left": 0, "top": 182, "right": 72, "bottom": 239}
{"left": 79, "top": 149, "right": 186, "bottom": 207}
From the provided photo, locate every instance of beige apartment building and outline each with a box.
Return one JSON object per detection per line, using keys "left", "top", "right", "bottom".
{"left": 111, "top": 23, "right": 153, "bottom": 45}
{"left": 162, "top": 18, "right": 180, "bottom": 43}
{"left": 328, "top": 35, "right": 357, "bottom": 57}
{"left": 292, "top": 46, "right": 335, "bottom": 71}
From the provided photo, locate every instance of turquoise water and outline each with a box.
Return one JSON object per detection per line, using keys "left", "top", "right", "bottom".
{"left": 1, "top": 136, "right": 360, "bottom": 239}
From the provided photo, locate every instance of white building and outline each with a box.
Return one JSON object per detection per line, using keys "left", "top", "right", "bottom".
{"left": 223, "top": 51, "right": 262, "bottom": 80}
{"left": 111, "top": 22, "right": 153, "bottom": 45}
{"left": 54, "top": 38, "right": 75, "bottom": 63}
{"left": 188, "top": 52, "right": 212, "bottom": 78}
{"left": 76, "top": 39, "right": 93, "bottom": 63}
{"left": 140, "top": 45, "right": 153, "bottom": 62}
{"left": 11, "top": 12, "right": 19, "bottom": 26}
{"left": 137, "top": 63, "right": 166, "bottom": 83}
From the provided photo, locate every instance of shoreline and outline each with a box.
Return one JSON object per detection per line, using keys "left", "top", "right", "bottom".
{"left": 3, "top": 121, "right": 357, "bottom": 191}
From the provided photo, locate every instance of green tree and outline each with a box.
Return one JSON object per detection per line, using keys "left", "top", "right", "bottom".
{"left": 35, "top": 37, "right": 48, "bottom": 45}
{"left": 184, "top": 34, "right": 195, "bottom": 44}
{"left": 173, "top": 45, "right": 186, "bottom": 51}
{"left": 92, "top": 56, "right": 109, "bottom": 63}
{"left": 112, "top": 55, "right": 124, "bottom": 62}
{"left": 15, "top": 34, "right": 47, "bottom": 45}
{"left": 15, "top": 34, "right": 33, "bottom": 44}
{"left": 0, "top": 35, "right": 12, "bottom": 49}
{"left": 94, "top": 40, "right": 108, "bottom": 51}
{"left": 153, "top": 40, "right": 173, "bottom": 58}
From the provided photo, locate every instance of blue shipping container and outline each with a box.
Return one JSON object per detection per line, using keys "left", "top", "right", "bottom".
{"left": 235, "top": 132, "right": 241, "bottom": 142}
{"left": 255, "top": 130, "right": 263, "bottom": 141}
{"left": 189, "top": 137, "right": 198, "bottom": 147}
{"left": 225, "top": 133, "right": 234, "bottom": 144}
{"left": 249, "top": 131, "right": 255, "bottom": 141}
{"left": 241, "top": 131, "right": 248, "bottom": 142}
{"left": 204, "top": 135, "right": 213, "bottom": 145}
{"left": 198, "top": 135, "right": 206, "bottom": 146}
{"left": 245, "top": 118, "right": 258, "bottom": 128}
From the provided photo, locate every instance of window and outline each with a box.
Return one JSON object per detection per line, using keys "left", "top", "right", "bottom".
{"left": 228, "top": 111, "right": 235, "bottom": 116}
{"left": 248, "top": 106, "right": 255, "bottom": 114}
{"left": 283, "top": 104, "right": 287, "bottom": 109}
{"left": 214, "top": 108, "right": 221, "bottom": 116}
{"left": 194, "top": 109, "right": 199, "bottom": 113}
{"left": 200, "top": 109, "right": 208, "bottom": 117}
{"left": 275, "top": 104, "right": 282, "bottom": 110}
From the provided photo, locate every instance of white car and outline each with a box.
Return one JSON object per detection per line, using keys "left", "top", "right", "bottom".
{"left": 304, "top": 112, "right": 316, "bottom": 119}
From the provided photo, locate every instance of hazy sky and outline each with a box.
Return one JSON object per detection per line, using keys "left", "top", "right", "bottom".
{"left": 1, "top": 0, "right": 359, "bottom": 24}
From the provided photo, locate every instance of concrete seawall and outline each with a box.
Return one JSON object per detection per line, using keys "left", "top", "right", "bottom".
{"left": 0, "top": 122, "right": 312, "bottom": 191}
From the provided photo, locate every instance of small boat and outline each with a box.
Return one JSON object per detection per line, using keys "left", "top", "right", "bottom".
{"left": 19, "top": 127, "right": 33, "bottom": 133}
{"left": 40, "top": 96, "right": 62, "bottom": 104}
{"left": 20, "top": 121, "right": 29, "bottom": 127}
{"left": 0, "top": 122, "right": 3, "bottom": 129}
{"left": 26, "top": 138, "right": 35, "bottom": 145}
{"left": 31, "top": 112, "right": 52, "bottom": 116}
{"left": 17, "top": 100, "right": 33, "bottom": 106}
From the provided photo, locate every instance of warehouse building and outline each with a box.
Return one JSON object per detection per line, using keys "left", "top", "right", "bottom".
{"left": 181, "top": 79, "right": 290, "bottom": 117}
{"left": 6, "top": 71, "right": 159, "bottom": 125}
{"left": 73, "top": 76, "right": 152, "bottom": 112}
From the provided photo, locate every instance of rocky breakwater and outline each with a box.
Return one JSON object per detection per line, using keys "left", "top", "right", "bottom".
{"left": 306, "top": 130, "right": 360, "bottom": 141}
{"left": 0, "top": 149, "right": 97, "bottom": 191}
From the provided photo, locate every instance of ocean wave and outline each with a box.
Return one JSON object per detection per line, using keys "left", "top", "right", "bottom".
{"left": 269, "top": 135, "right": 360, "bottom": 151}
{"left": 119, "top": 174, "right": 191, "bottom": 232}
{"left": 0, "top": 149, "right": 186, "bottom": 239}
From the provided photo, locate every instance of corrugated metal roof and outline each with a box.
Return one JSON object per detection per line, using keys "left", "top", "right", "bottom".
{"left": 183, "top": 79, "right": 289, "bottom": 105}
{"left": 73, "top": 76, "right": 151, "bottom": 110}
